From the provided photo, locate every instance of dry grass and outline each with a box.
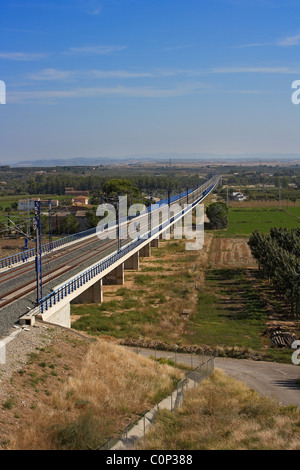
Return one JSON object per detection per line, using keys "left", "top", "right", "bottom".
{"left": 8, "top": 339, "right": 183, "bottom": 450}
{"left": 137, "top": 369, "right": 300, "bottom": 450}
{"left": 72, "top": 237, "right": 212, "bottom": 345}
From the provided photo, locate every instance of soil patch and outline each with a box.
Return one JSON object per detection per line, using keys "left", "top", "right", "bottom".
{"left": 209, "top": 237, "right": 256, "bottom": 269}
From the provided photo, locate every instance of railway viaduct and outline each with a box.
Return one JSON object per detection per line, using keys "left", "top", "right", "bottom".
{"left": 0, "top": 175, "right": 221, "bottom": 333}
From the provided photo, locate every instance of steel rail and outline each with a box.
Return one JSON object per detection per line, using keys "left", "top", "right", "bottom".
{"left": 0, "top": 238, "right": 119, "bottom": 309}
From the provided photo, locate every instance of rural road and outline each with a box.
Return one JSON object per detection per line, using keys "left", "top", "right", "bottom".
{"left": 215, "top": 357, "right": 300, "bottom": 409}
{"left": 130, "top": 347, "right": 300, "bottom": 409}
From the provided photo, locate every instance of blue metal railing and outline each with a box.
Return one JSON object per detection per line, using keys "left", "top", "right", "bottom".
{"left": 0, "top": 187, "right": 197, "bottom": 270}
{"left": 39, "top": 177, "right": 220, "bottom": 314}
{"left": 0, "top": 226, "right": 99, "bottom": 270}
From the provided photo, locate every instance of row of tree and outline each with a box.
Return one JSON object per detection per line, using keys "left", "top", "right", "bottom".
{"left": 1, "top": 173, "right": 206, "bottom": 197}
{"left": 248, "top": 228, "right": 300, "bottom": 317}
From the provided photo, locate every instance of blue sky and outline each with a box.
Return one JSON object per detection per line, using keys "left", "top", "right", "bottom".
{"left": 0, "top": 0, "right": 299, "bottom": 163}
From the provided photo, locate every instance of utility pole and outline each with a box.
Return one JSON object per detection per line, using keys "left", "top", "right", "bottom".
{"left": 149, "top": 191, "right": 153, "bottom": 235}
{"left": 48, "top": 200, "right": 53, "bottom": 248}
{"left": 7, "top": 215, "right": 10, "bottom": 236}
{"left": 117, "top": 193, "right": 121, "bottom": 251}
{"left": 168, "top": 189, "right": 171, "bottom": 226}
{"left": 33, "top": 201, "right": 43, "bottom": 304}
{"left": 226, "top": 187, "right": 229, "bottom": 208}
{"left": 25, "top": 198, "right": 30, "bottom": 249}
{"left": 279, "top": 186, "right": 281, "bottom": 210}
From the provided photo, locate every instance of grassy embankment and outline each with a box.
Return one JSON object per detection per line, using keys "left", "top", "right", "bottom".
{"left": 3, "top": 335, "right": 183, "bottom": 450}
{"left": 137, "top": 369, "right": 300, "bottom": 450}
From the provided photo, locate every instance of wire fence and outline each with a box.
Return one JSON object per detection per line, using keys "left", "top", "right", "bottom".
{"left": 96, "top": 353, "right": 215, "bottom": 451}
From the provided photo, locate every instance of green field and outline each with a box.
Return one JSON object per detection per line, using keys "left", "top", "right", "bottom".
{"left": 219, "top": 207, "right": 300, "bottom": 236}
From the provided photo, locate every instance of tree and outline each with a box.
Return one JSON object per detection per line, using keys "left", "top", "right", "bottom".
{"left": 85, "top": 208, "right": 99, "bottom": 228}
{"left": 248, "top": 227, "right": 300, "bottom": 317}
{"left": 206, "top": 202, "right": 228, "bottom": 229}
{"left": 103, "top": 179, "right": 137, "bottom": 196}
{"left": 60, "top": 215, "right": 79, "bottom": 234}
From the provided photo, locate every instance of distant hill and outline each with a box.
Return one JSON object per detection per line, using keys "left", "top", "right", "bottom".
{"left": 2, "top": 152, "right": 300, "bottom": 167}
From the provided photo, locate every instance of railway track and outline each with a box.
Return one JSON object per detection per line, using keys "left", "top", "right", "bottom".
{"left": 0, "top": 238, "right": 119, "bottom": 309}
{"left": 0, "top": 231, "right": 117, "bottom": 284}
{"left": 0, "top": 177, "right": 219, "bottom": 324}
{"left": 0, "top": 211, "right": 153, "bottom": 311}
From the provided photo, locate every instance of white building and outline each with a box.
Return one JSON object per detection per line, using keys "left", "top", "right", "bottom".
{"left": 18, "top": 198, "right": 40, "bottom": 211}
{"left": 230, "top": 192, "right": 247, "bottom": 201}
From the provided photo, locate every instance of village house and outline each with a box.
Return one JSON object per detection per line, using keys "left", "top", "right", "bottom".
{"left": 72, "top": 195, "right": 89, "bottom": 206}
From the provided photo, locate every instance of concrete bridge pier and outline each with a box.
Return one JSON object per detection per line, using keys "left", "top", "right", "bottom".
{"left": 38, "top": 302, "right": 71, "bottom": 328}
{"left": 150, "top": 238, "right": 159, "bottom": 248}
{"left": 139, "top": 242, "right": 151, "bottom": 258}
{"left": 71, "top": 278, "right": 103, "bottom": 304}
{"left": 103, "top": 263, "right": 124, "bottom": 285}
{"left": 124, "top": 251, "right": 139, "bottom": 270}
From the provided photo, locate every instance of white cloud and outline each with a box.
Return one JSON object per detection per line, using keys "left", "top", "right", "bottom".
{"left": 237, "top": 33, "right": 300, "bottom": 48}
{"left": 88, "top": 7, "right": 101, "bottom": 15}
{"left": 29, "top": 68, "right": 73, "bottom": 80}
{"left": 212, "top": 66, "right": 300, "bottom": 74}
{"left": 67, "top": 45, "right": 127, "bottom": 55}
{"left": 89, "top": 70, "right": 153, "bottom": 79}
{"left": 8, "top": 82, "right": 208, "bottom": 103}
{"left": 27, "top": 68, "right": 205, "bottom": 82}
{"left": 0, "top": 52, "right": 47, "bottom": 61}
{"left": 235, "top": 42, "right": 272, "bottom": 48}
{"left": 277, "top": 34, "right": 300, "bottom": 46}
{"left": 26, "top": 65, "right": 300, "bottom": 88}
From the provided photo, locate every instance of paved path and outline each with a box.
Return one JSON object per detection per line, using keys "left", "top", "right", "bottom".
{"left": 129, "top": 347, "right": 300, "bottom": 409}
{"left": 215, "top": 357, "right": 300, "bottom": 408}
